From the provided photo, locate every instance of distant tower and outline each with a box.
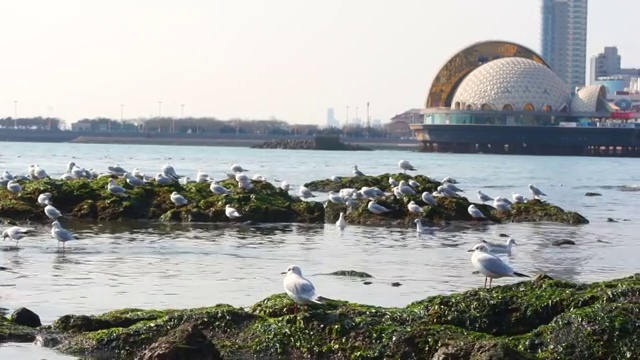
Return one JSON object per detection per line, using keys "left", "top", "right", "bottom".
{"left": 326, "top": 108, "right": 336, "bottom": 127}
{"left": 590, "top": 46, "right": 622, "bottom": 84}
{"left": 541, "top": 0, "right": 588, "bottom": 91}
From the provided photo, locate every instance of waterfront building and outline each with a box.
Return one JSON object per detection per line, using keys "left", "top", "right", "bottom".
{"left": 541, "top": 0, "right": 588, "bottom": 91}
{"left": 411, "top": 40, "right": 640, "bottom": 157}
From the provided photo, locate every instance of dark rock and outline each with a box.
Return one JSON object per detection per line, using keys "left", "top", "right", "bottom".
{"left": 584, "top": 192, "right": 602, "bottom": 197}
{"left": 432, "top": 341, "right": 529, "bottom": 360}
{"left": 363, "top": 281, "right": 373, "bottom": 285}
{"left": 250, "top": 136, "right": 371, "bottom": 151}
{"left": 327, "top": 270, "right": 373, "bottom": 278}
{"left": 10, "top": 307, "right": 41, "bottom": 328}
{"left": 391, "top": 282, "right": 402, "bottom": 287}
{"left": 607, "top": 217, "right": 617, "bottom": 222}
{"left": 552, "top": 239, "right": 576, "bottom": 246}
{"left": 498, "top": 233, "right": 510, "bottom": 237}
{"left": 137, "top": 322, "right": 222, "bottom": 360}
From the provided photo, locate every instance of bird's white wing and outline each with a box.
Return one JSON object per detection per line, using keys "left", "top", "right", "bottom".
{"left": 285, "top": 275, "right": 317, "bottom": 300}
{"left": 477, "top": 253, "right": 514, "bottom": 276}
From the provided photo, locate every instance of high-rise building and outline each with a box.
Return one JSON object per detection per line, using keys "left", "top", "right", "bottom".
{"left": 590, "top": 47, "right": 621, "bottom": 84}
{"left": 325, "top": 108, "right": 338, "bottom": 128}
{"left": 541, "top": 0, "right": 588, "bottom": 92}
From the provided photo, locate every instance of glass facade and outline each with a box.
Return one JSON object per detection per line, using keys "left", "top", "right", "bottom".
{"left": 423, "top": 112, "right": 574, "bottom": 126}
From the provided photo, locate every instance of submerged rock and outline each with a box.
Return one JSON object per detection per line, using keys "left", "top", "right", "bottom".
{"left": 13, "top": 274, "right": 636, "bottom": 359}
{"left": 10, "top": 307, "right": 41, "bottom": 328}
{"left": 326, "top": 270, "right": 374, "bottom": 278}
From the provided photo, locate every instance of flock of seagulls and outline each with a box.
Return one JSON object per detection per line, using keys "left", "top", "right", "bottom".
{"left": 2, "top": 158, "right": 537, "bottom": 295}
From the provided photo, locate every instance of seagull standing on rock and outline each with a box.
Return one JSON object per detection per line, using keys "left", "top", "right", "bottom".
{"left": 45, "top": 204, "right": 63, "bottom": 220}
{"left": 7, "top": 180, "right": 21, "bottom": 194}
{"left": 477, "top": 190, "right": 493, "bottom": 203}
{"left": 368, "top": 200, "right": 391, "bottom": 214}
{"left": 398, "top": 160, "right": 417, "bottom": 173}
{"left": 107, "top": 179, "right": 127, "bottom": 196}
{"left": 37, "top": 193, "right": 52, "bottom": 206}
{"left": 283, "top": 265, "right": 325, "bottom": 314}
{"left": 421, "top": 192, "right": 438, "bottom": 206}
{"left": 528, "top": 184, "right": 547, "bottom": 199}
{"left": 407, "top": 201, "right": 424, "bottom": 214}
{"left": 467, "top": 204, "right": 486, "bottom": 220}
{"left": 230, "top": 164, "right": 249, "bottom": 173}
{"left": 512, "top": 192, "right": 525, "bottom": 203}
{"left": 210, "top": 182, "right": 230, "bottom": 195}
{"left": 298, "top": 186, "right": 316, "bottom": 199}
{"left": 170, "top": 192, "right": 188, "bottom": 207}
{"left": 352, "top": 165, "right": 365, "bottom": 177}
{"left": 468, "top": 243, "right": 529, "bottom": 288}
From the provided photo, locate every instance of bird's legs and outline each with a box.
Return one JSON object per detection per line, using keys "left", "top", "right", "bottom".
{"left": 484, "top": 277, "right": 488, "bottom": 288}
{"left": 489, "top": 278, "right": 493, "bottom": 288}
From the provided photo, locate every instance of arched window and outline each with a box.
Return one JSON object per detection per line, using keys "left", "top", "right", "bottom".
{"left": 523, "top": 103, "right": 535, "bottom": 112}
{"left": 543, "top": 105, "right": 552, "bottom": 112}
{"left": 454, "top": 101, "right": 461, "bottom": 110}
{"left": 481, "top": 104, "right": 493, "bottom": 110}
{"left": 465, "top": 104, "right": 473, "bottom": 110}
{"left": 502, "top": 104, "right": 514, "bottom": 111}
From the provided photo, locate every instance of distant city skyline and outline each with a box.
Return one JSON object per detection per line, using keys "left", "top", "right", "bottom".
{"left": 0, "top": 0, "right": 638, "bottom": 124}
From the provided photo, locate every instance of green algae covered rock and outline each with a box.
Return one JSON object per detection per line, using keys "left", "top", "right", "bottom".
{"left": 0, "top": 177, "right": 324, "bottom": 223}
{"left": 304, "top": 172, "right": 440, "bottom": 193}
{"left": 0, "top": 315, "right": 37, "bottom": 343}
{"left": 498, "top": 199, "right": 589, "bottom": 225}
{"left": 20, "top": 274, "right": 638, "bottom": 359}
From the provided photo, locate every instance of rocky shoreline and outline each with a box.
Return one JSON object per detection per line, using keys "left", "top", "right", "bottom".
{"left": 0, "top": 173, "right": 588, "bottom": 225}
{"left": 251, "top": 138, "right": 371, "bottom": 151}
{"left": 1, "top": 274, "right": 637, "bottom": 359}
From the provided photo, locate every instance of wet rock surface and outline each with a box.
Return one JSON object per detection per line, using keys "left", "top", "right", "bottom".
{"left": 251, "top": 138, "right": 371, "bottom": 151}
{"left": 10, "top": 307, "right": 41, "bottom": 328}
{"left": 2, "top": 274, "right": 636, "bottom": 359}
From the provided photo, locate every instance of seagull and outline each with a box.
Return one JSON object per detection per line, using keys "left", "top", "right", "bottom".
{"left": 283, "top": 265, "right": 324, "bottom": 313}
{"left": 107, "top": 179, "right": 127, "bottom": 196}
{"left": 328, "top": 191, "right": 345, "bottom": 204}
{"left": 528, "top": 184, "right": 547, "bottom": 199}
{"left": 37, "top": 193, "right": 52, "bottom": 206}
{"left": 368, "top": 200, "right": 391, "bottom": 214}
{"left": 398, "top": 160, "right": 417, "bottom": 173}
{"left": 352, "top": 165, "right": 365, "bottom": 177}
{"left": 237, "top": 180, "right": 252, "bottom": 190}
{"left": 336, "top": 212, "right": 346, "bottom": 230}
{"left": 444, "top": 182, "right": 463, "bottom": 193}
{"left": 330, "top": 176, "right": 342, "bottom": 182}
{"left": 359, "top": 187, "right": 384, "bottom": 199}
{"left": 280, "top": 181, "right": 291, "bottom": 191}
{"left": 34, "top": 165, "right": 49, "bottom": 179}
{"left": 2, "top": 226, "right": 35, "bottom": 247}
{"left": 468, "top": 204, "right": 486, "bottom": 220}
{"left": 477, "top": 190, "right": 493, "bottom": 203}
{"left": 421, "top": 192, "right": 438, "bottom": 206}
{"left": 512, "top": 192, "right": 525, "bottom": 203}
{"left": 493, "top": 198, "right": 511, "bottom": 212}
{"left": 389, "top": 177, "right": 398, "bottom": 187}
{"left": 170, "top": 192, "right": 188, "bottom": 207}
{"left": 210, "top": 182, "right": 230, "bottom": 195}
{"left": 225, "top": 204, "right": 242, "bottom": 219}
{"left": 298, "top": 186, "right": 316, "bottom": 199}
{"left": 108, "top": 164, "right": 128, "bottom": 176}
{"left": 230, "top": 164, "right": 249, "bottom": 173}
{"left": 124, "top": 173, "right": 145, "bottom": 187}
{"left": 235, "top": 173, "right": 250, "bottom": 183}
{"left": 407, "top": 201, "right": 424, "bottom": 214}
{"left": 441, "top": 176, "right": 457, "bottom": 184}
{"left": 398, "top": 181, "right": 416, "bottom": 196}
{"left": 408, "top": 179, "right": 421, "bottom": 188}
{"left": 196, "top": 170, "right": 209, "bottom": 183}
{"left": 132, "top": 168, "right": 145, "bottom": 179}
{"left": 414, "top": 219, "right": 435, "bottom": 235}
{"left": 494, "top": 197, "right": 513, "bottom": 205}
{"left": 44, "top": 204, "right": 63, "bottom": 220}
{"left": 1, "top": 170, "right": 14, "bottom": 180}
{"left": 155, "top": 173, "right": 173, "bottom": 185}
{"left": 468, "top": 243, "right": 529, "bottom": 288}
{"left": 437, "top": 185, "right": 457, "bottom": 198}
{"left": 6, "top": 180, "right": 21, "bottom": 194}
{"left": 162, "top": 163, "right": 180, "bottom": 180}
{"left": 51, "top": 221, "right": 77, "bottom": 252}
{"left": 482, "top": 238, "right": 518, "bottom": 255}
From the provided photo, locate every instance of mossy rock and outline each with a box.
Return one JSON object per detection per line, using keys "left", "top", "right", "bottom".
{"left": 0, "top": 177, "right": 324, "bottom": 224}
{"left": 27, "top": 274, "right": 639, "bottom": 359}
{"left": 0, "top": 315, "right": 37, "bottom": 342}
{"left": 496, "top": 199, "right": 589, "bottom": 225}
{"left": 304, "top": 173, "right": 441, "bottom": 193}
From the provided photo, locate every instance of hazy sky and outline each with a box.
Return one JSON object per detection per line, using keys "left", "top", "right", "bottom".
{"left": 0, "top": 0, "right": 637, "bottom": 124}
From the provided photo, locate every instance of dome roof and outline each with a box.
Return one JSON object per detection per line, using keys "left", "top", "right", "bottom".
{"left": 451, "top": 57, "right": 571, "bottom": 112}
{"left": 571, "top": 85, "right": 606, "bottom": 112}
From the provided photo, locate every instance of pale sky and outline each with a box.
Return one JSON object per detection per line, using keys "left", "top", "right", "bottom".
{"left": 0, "top": 0, "right": 636, "bottom": 125}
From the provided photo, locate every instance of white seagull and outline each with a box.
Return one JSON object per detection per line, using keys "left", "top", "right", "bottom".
{"left": 493, "top": 198, "right": 512, "bottom": 212}
{"left": 467, "top": 204, "right": 486, "bottom": 219}
{"left": 225, "top": 204, "right": 242, "bottom": 219}
{"left": 352, "top": 165, "right": 365, "bottom": 177}
{"left": 328, "top": 191, "right": 345, "bottom": 204}
{"left": 107, "top": 179, "right": 127, "bottom": 196}
{"left": 336, "top": 212, "right": 347, "bottom": 230}
{"left": 283, "top": 265, "right": 324, "bottom": 313}
{"left": 37, "top": 193, "right": 52, "bottom": 206}
{"left": 407, "top": 201, "right": 424, "bottom": 214}
{"left": 2, "top": 226, "right": 35, "bottom": 247}
{"left": 210, "top": 182, "right": 230, "bottom": 195}
{"left": 512, "top": 192, "right": 525, "bottom": 203}
{"left": 421, "top": 192, "right": 439, "bottom": 206}
{"left": 51, "top": 221, "right": 77, "bottom": 251}
{"left": 7, "top": 180, "right": 21, "bottom": 194}
{"left": 155, "top": 173, "right": 173, "bottom": 185}
{"left": 170, "top": 192, "right": 188, "bottom": 207}
{"left": 398, "top": 181, "right": 416, "bottom": 196}
{"left": 196, "top": 170, "right": 209, "bottom": 183}
{"left": 389, "top": 177, "right": 398, "bottom": 187}
{"left": 398, "top": 160, "right": 417, "bottom": 173}
{"left": 162, "top": 163, "right": 180, "bottom": 180}
{"left": 528, "top": 184, "right": 547, "bottom": 199}
{"left": 368, "top": 200, "right": 391, "bottom": 214}
{"left": 280, "top": 181, "right": 291, "bottom": 191}
{"left": 124, "top": 173, "right": 145, "bottom": 187}
{"left": 44, "top": 204, "right": 63, "bottom": 220}
{"left": 230, "top": 164, "right": 249, "bottom": 173}
{"left": 477, "top": 190, "right": 493, "bottom": 203}
{"left": 468, "top": 243, "right": 529, "bottom": 288}
{"left": 413, "top": 219, "right": 435, "bottom": 235}
{"left": 298, "top": 186, "right": 316, "bottom": 199}
{"left": 482, "top": 238, "right": 518, "bottom": 255}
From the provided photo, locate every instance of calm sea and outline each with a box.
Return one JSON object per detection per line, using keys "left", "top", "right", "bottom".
{"left": 1, "top": 142, "right": 639, "bottom": 358}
